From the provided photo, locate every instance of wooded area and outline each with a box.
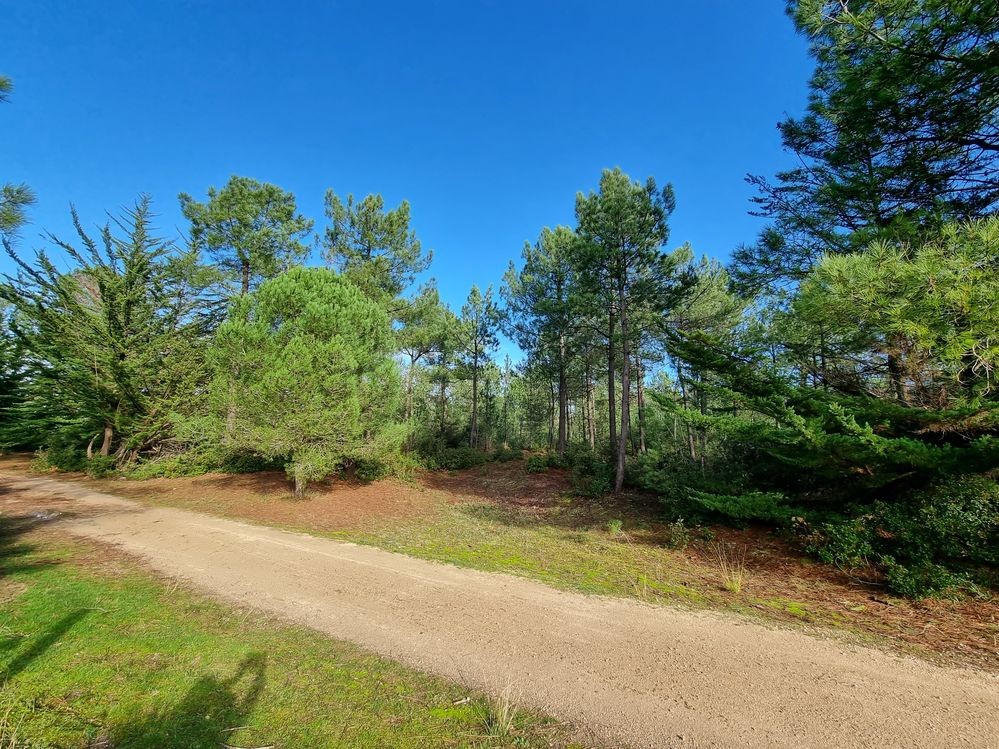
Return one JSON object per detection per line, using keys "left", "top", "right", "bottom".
{"left": 2, "top": 0, "right": 997, "bottom": 598}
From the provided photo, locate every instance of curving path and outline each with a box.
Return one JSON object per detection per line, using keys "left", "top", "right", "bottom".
{"left": 2, "top": 472, "right": 997, "bottom": 748}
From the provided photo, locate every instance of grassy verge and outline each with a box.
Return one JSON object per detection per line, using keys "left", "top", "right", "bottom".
{"left": 318, "top": 503, "right": 999, "bottom": 671}
{"left": 0, "top": 524, "right": 574, "bottom": 748}
{"left": 332, "top": 503, "right": 712, "bottom": 604}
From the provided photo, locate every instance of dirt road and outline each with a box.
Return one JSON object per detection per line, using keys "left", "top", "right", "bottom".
{"left": 3, "top": 472, "right": 997, "bottom": 749}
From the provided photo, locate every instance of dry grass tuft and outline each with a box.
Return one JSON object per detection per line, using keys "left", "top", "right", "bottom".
{"left": 715, "top": 542, "right": 748, "bottom": 593}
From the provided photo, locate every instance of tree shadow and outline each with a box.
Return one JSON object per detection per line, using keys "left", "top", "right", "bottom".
{"left": 0, "top": 508, "right": 65, "bottom": 579}
{"left": 110, "top": 652, "right": 268, "bottom": 749}
{"left": 0, "top": 609, "right": 89, "bottom": 682}
{"left": 456, "top": 489, "right": 665, "bottom": 534}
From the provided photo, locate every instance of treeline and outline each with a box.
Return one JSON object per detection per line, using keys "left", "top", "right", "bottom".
{"left": 2, "top": 1, "right": 997, "bottom": 597}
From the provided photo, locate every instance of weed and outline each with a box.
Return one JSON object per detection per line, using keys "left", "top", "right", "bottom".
{"left": 663, "top": 518, "right": 691, "bottom": 549}
{"left": 607, "top": 519, "right": 624, "bottom": 537}
{"left": 475, "top": 682, "right": 518, "bottom": 738}
{"left": 0, "top": 697, "right": 25, "bottom": 749}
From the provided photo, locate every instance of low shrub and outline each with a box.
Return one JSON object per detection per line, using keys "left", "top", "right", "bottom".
{"left": 127, "top": 453, "right": 213, "bottom": 479}
{"left": 883, "top": 559, "right": 972, "bottom": 600}
{"left": 687, "top": 490, "right": 799, "bottom": 525}
{"left": 570, "top": 452, "right": 612, "bottom": 497}
{"left": 492, "top": 447, "right": 522, "bottom": 463}
{"left": 524, "top": 454, "right": 548, "bottom": 474}
{"left": 662, "top": 518, "right": 692, "bottom": 549}
{"left": 804, "top": 516, "right": 874, "bottom": 568}
{"left": 32, "top": 439, "right": 87, "bottom": 473}
{"left": 429, "top": 446, "right": 489, "bottom": 471}
{"left": 804, "top": 476, "right": 998, "bottom": 598}
{"left": 84, "top": 455, "right": 117, "bottom": 478}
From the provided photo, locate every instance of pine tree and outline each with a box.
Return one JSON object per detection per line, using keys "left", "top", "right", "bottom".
{"left": 204, "top": 267, "right": 400, "bottom": 496}
{"left": 503, "top": 226, "right": 578, "bottom": 455}
{"left": 179, "top": 176, "right": 313, "bottom": 297}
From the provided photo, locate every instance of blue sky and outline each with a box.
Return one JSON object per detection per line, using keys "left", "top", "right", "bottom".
{"left": 3, "top": 1, "right": 810, "bottom": 323}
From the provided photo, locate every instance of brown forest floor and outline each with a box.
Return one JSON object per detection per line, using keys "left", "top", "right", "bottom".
{"left": 2, "top": 453, "right": 996, "bottom": 672}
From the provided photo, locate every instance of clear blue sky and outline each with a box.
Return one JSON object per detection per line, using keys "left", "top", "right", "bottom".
{"left": 3, "top": 1, "right": 810, "bottom": 320}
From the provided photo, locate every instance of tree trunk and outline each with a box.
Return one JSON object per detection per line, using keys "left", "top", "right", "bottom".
{"left": 86, "top": 433, "right": 99, "bottom": 460}
{"left": 886, "top": 337, "right": 908, "bottom": 403}
{"left": 636, "top": 349, "right": 647, "bottom": 454}
{"left": 547, "top": 379, "right": 556, "bottom": 450}
{"left": 241, "top": 259, "right": 251, "bottom": 296}
{"left": 469, "top": 349, "right": 479, "bottom": 448}
{"left": 100, "top": 423, "right": 113, "bottom": 457}
{"left": 616, "top": 286, "right": 630, "bottom": 494}
{"left": 585, "top": 361, "right": 596, "bottom": 449}
{"left": 405, "top": 358, "right": 415, "bottom": 424}
{"left": 557, "top": 335, "right": 568, "bottom": 455}
{"left": 439, "top": 376, "right": 448, "bottom": 437}
{"left": 678, "top": 370, "right": 697, "bottom": 462}
{"left": 607, "top": 310, "right": 617, "bottom": 460}
{"left": 501, "top": 359, "right": 510, "bottom": 448}
{"left": 294, "top": 468, "right": 307, "bottom": 498}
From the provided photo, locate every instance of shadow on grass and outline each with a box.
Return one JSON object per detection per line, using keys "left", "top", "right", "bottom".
{"left": 1, "top": 609, "right": 89, "bottom": 683}
{"left": 457, "top": 494, "right": 661, "bottom": 534}
{"left": 110, "top": 653, "right": 267, "bottom": 749}
{"left": 0, "top": 506, "right": 61, "bottom": 579}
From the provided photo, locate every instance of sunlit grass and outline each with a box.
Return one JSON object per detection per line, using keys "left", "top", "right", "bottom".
{"left": 0, "top": 530, "right": 573, "bottom": 748}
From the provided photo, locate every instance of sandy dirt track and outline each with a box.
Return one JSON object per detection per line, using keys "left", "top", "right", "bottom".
{"left": 3, "top": 472, "right": 997, "bottom": 749}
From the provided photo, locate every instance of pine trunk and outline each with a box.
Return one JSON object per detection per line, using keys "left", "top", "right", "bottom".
{"left": 616, "top": 285, "right": 629, "bottom": 494}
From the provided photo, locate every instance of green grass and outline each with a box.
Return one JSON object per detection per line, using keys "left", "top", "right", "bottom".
{"left": 0, "top": 526, "right": 573, "bottom": 748}
{"left": 329, "top": 502, "right": 709, "bottom": 606}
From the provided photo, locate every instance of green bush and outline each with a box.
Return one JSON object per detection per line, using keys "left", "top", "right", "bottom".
{"left": 687, "top": 490, "right": 799, "bottom": 524}
{"left": 32, "top": 437, "right": 88, "bottom": 472}
{"left": 126, "top": 449, "right": 284, "bottom": 479}
{"left": 492, "top": 447, "right": 522, "bottom": 463}
{"left": 544, "top": 451, "right": 568, "bottom": 469}
{"left": 570, "top": 452, "right": 612, "bottom": 497}
{"left": 525, "top": 454, "right": 548, "bottom": 474}
{"left": 662, "top": 518, "right": 692, "bottom": 549}
{"left": 431, "top": 447, "right": 489, "bottom": 471}
{"left": 805, "top": 517, "right": 874, "bottom": 568}
{"left": 354, "top": 458, "right": 388, "bottom": 482}
{"left": 883, "top": 559, "right": 970, "bottom": 600}
{"left": 217, "top": 450, "right": 285, "bottom": 474}
{"left": 805, "top": 476, "right": 998, "bottom": 597}
{"left": 127, "top": 453, "right": 212, "bottom": 479}
{"left": 874, "top": 477, "right": 999, "bottom": 568}
{"left": 84, "top": 455, "right": 117, "bottom": 478}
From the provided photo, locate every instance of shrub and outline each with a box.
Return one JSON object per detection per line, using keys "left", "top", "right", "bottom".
{"left": 492, "top": 447, "right": 522, "bottom": 463}
{"left": 218, "top": 451, "right": 285, "bottom": 474}
{"left": 431, "top": 447, "right": 488, "bottom": 471}
{"left": 544, "top": 451, "right": 568, "bottom": 469}
{"left": 128, "top": 453, "right": 212, "bottom": 479}
{"left": 663, "top": 518, "right": 692, "bottom": 549}
{"left": 32, "top": 436, "right": 87, "bottom": 472}
{"left": 84, "top": 455, "right": 117, "bottom": 478}
{"left": 607, "top": 518, "right": 624, "bottom": 536}
{"left": 524, "top": 454, "right": 548, "bottom": 474}
{"left": 805, "top": 476, "right": 998, "bottom": 597}
{"left": 874, "top": 476, "right": 999, "bottom": 568}
{"left": 805, "top": 517, "right": 874, "bottom": 568}
{"left": 570, "top": 452, "right": 612, "bottom": 497}
{"left": 687, "top": 490, "right": 798, "bottom": 524}
{"left": 883, "top": 559, "right": 970, "bottom": 600}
